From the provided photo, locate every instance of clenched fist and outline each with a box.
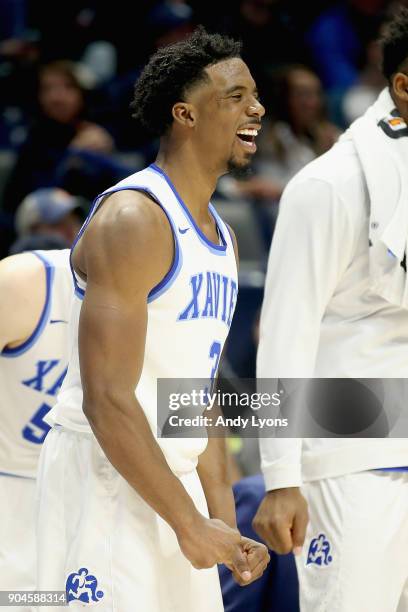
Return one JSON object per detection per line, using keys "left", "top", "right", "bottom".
{"left": 253, "top": 488, "right": 309, "bottom": 555}
{"left": 226, "top": 537, "right": 270, "bottom": 586}
{"left": 177, "top": 516, "right": 270, "bottom": 585}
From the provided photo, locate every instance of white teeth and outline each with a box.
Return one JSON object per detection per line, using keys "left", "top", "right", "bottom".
{"left": 237, "top": 128, "right": 258, "bottom": 136}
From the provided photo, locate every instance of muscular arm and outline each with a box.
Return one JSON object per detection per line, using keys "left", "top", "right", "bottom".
{"left": 0, "top": 253, "right": 45, "bottom": 351}
{"left": 78, "top": 191, "right": 201, "bottom": 534}
{"left": 76, "top": 191, "right": 254, "bottom": 577}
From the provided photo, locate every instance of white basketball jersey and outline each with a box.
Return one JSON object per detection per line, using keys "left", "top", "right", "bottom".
{"left": 47, "top": 164, "right": 238, "bottom": 474}
{"left": 0, "top": 249, "right": 72, "bottom": 478}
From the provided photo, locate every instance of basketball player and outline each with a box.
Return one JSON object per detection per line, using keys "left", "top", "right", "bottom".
{"left": 254, "top": 10, "right": 408, "bottom": 612}
{"left": 0, "top": 247, "right": 71, "bottom": 607}
{"left": 37, "top": 28, "right": 269, "bottom": 611}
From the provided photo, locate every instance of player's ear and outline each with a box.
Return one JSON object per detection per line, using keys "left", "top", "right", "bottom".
{"left": 172, "top": 102, "right": 196, "bottom": 128}
{"left": 392, "top": 72, "right": 408, "bottom": 103}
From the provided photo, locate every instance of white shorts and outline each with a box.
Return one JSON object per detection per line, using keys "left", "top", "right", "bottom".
{"left": 36, "top": 426, "right": 224, "bottom": 612}
{"left": 0, "top": 474, "right": 36, "bottom": 612}
{"left": 296, "top": 471, "right": 408, "bottom": 612}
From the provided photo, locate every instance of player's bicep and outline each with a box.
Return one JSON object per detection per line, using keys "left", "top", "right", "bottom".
{"left": 79, "top": 279, "right": 148, "bottom": 403}
{"left": 77, "top": 191, "right": 173, "bottom": 407}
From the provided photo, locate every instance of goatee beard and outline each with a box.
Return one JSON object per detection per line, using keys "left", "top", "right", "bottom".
{"left": 227, "top": 160, "right": 253, "bottom": 179}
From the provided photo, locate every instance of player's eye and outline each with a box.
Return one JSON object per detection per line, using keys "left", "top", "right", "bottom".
{"left": 231, "top": 94, "right": 242, "bottom": 100}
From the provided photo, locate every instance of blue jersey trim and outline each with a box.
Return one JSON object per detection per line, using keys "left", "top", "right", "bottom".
{"left": 74, "top": 286, "right": 85, "bottom": 301}
{"left": 375, "top": 467, "right": 408, "bottom": 472}
{"left": 0, "top": 471, "right": 35, "bottom": 480}
{"left": 69, "top": 194, "right": 101, "bottom": 296}
{"left": 1, "top": 251, "right": 54, "bottom": 358}
{"left": 149, "top": 163, "right": 227, "bottom": 256}
{"left": 70, "top": 185, "right": 182, "bottom": 303}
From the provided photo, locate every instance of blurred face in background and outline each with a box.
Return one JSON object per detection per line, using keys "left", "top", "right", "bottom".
{"left": 38, "top": 68, "right": 84, "bottom": 124}
{"left": 286, "top": 68, "right": 323, "bottom": 131}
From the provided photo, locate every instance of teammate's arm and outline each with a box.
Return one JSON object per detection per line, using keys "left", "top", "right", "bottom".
{"left": 254, "top": 178, "right": 358, "bottom": 554}
{"left": 76, "top": 191, "right": 252, "bottom": 578}
{"left": 0, "top": 253, "right": 45, "bottom": 351}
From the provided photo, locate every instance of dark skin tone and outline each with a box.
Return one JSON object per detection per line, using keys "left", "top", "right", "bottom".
{"left": 73, "top": 57, "right": 269, "bottom": 583}
{"left": 253, "top": 71, "right": 408, "bottom": 557}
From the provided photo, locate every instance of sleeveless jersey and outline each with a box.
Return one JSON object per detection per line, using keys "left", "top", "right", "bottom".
{"left": 0, "top": 249, "right": 72, "bottom": 478}
{"left": 46, "top": 164, "right": 238, "bottom": 474}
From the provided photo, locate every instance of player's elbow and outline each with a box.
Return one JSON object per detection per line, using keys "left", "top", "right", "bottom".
{"left": 82, "top": 383, "right": 120, "bottom": 431}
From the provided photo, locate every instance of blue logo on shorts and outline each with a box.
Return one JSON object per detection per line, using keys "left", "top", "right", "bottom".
{"left": 306, "top": 533, "right": 333, "bottom": 566}
{"left": 66, "top": 567, "right": 104, "bottom": 603}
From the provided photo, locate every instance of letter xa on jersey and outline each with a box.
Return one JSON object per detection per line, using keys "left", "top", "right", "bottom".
{"left": 178, "top": 272, "right": 237, "bottom": 327}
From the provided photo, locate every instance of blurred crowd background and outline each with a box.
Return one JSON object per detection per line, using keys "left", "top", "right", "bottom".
{"left": 0, "top": 0, "right": 405, "bottom": 473}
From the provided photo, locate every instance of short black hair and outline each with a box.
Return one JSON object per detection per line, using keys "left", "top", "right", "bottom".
{"left": 131, "top": 26, "right": 242, "bottom": 136}
{"left": 381, "top": 8, "right": 408, "bottom": 82}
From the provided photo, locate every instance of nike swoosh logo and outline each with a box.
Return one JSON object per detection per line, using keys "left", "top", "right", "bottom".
{"left": 178, "top": 227, "right": 190, "bottom": 234}
{"left": 50, "top": 319, "right": 68, "bottom": 324}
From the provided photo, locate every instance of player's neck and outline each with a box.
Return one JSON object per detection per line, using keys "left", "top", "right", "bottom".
{"left": 155, "top": 145, "right": 218, "bottom": 218}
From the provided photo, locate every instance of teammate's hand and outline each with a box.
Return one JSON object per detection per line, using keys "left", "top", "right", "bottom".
{"left": 177, "top": 516, "right": 253, "bottom": 582}
{"left": 252, "top": 488, "right": 309, "bottom": 555}
{"left": 226, "top": 537, "right": 270, "bottom": 586}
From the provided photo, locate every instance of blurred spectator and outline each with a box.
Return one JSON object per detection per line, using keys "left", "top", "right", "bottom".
{"left": 307, "top": 0, "right": 387, "bottom": 92}
{"left": 342, "top": 21, "right": 388, "bottom": 124}
{"left": 8, "top": 187, "right": 84, "bottom": 255}
{"left": 257, "top": 66, "right": 339, "bottom": 184}
{"left": 0, "top": 60, "right": 129, "bottom": 256}
{"left": 9, "top": 233, "right": 71, "bottom": 255}
{"left": 306, "top": 0, "right": 387, "bottom": 123}
{"left": 14, "top": 188, "right": 83, "bottom": 245}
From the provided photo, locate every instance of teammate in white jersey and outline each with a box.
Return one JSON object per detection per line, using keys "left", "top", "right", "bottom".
{"left": 0, "top": 248, "right": 71, "bottom": 606}
{"left": 254, "top": 11, "right": 408, "bottom": 612}
{"left": 37, "top": 28, "right": 269, "bottom": 610}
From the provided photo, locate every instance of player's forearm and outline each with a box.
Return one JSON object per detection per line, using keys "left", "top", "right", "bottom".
{"left": 197, "top": 437, "right": 237, "bottom": 528}
{"left": 204, "top": 482, "right": 237, "bottom": 529}
{"left": 83, "top": 392, "right": 202, "bottom": 536}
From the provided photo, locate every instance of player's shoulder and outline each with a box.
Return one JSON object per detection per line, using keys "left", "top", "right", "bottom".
{"left": 0, "top": 251, "right": 44, "bottom": 286}
{"left": 92, "top": 187, "right": 171, "bottom": 246}
{"left": 0, "top": 252, "right": 47, "bottom": 312}
{"left": 289, "top": 139, "right": 365, "bottom": 195}
{"left": 283, "top": 138, "right": 367, "bottom": 218}
{"left": 80, "top": 184, "right": 174, "bottom": 287}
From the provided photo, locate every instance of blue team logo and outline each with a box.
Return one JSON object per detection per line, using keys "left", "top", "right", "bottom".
{"left": 66, "top": 568, "right": 104, "bottom": 603}
{"left": 306, "top": 533, "right": 333, "bottom": 566}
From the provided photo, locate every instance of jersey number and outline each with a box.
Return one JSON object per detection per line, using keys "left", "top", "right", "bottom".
{"left": 22, "top": 403, "right": 51, "bottom": 444}
{"left": 208, "top": 341, "right": 222, "bottom": 393}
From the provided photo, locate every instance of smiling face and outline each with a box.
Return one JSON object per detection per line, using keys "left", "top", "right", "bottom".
{"left": 183, "top": 58, "right": 265, "bottom": 176}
